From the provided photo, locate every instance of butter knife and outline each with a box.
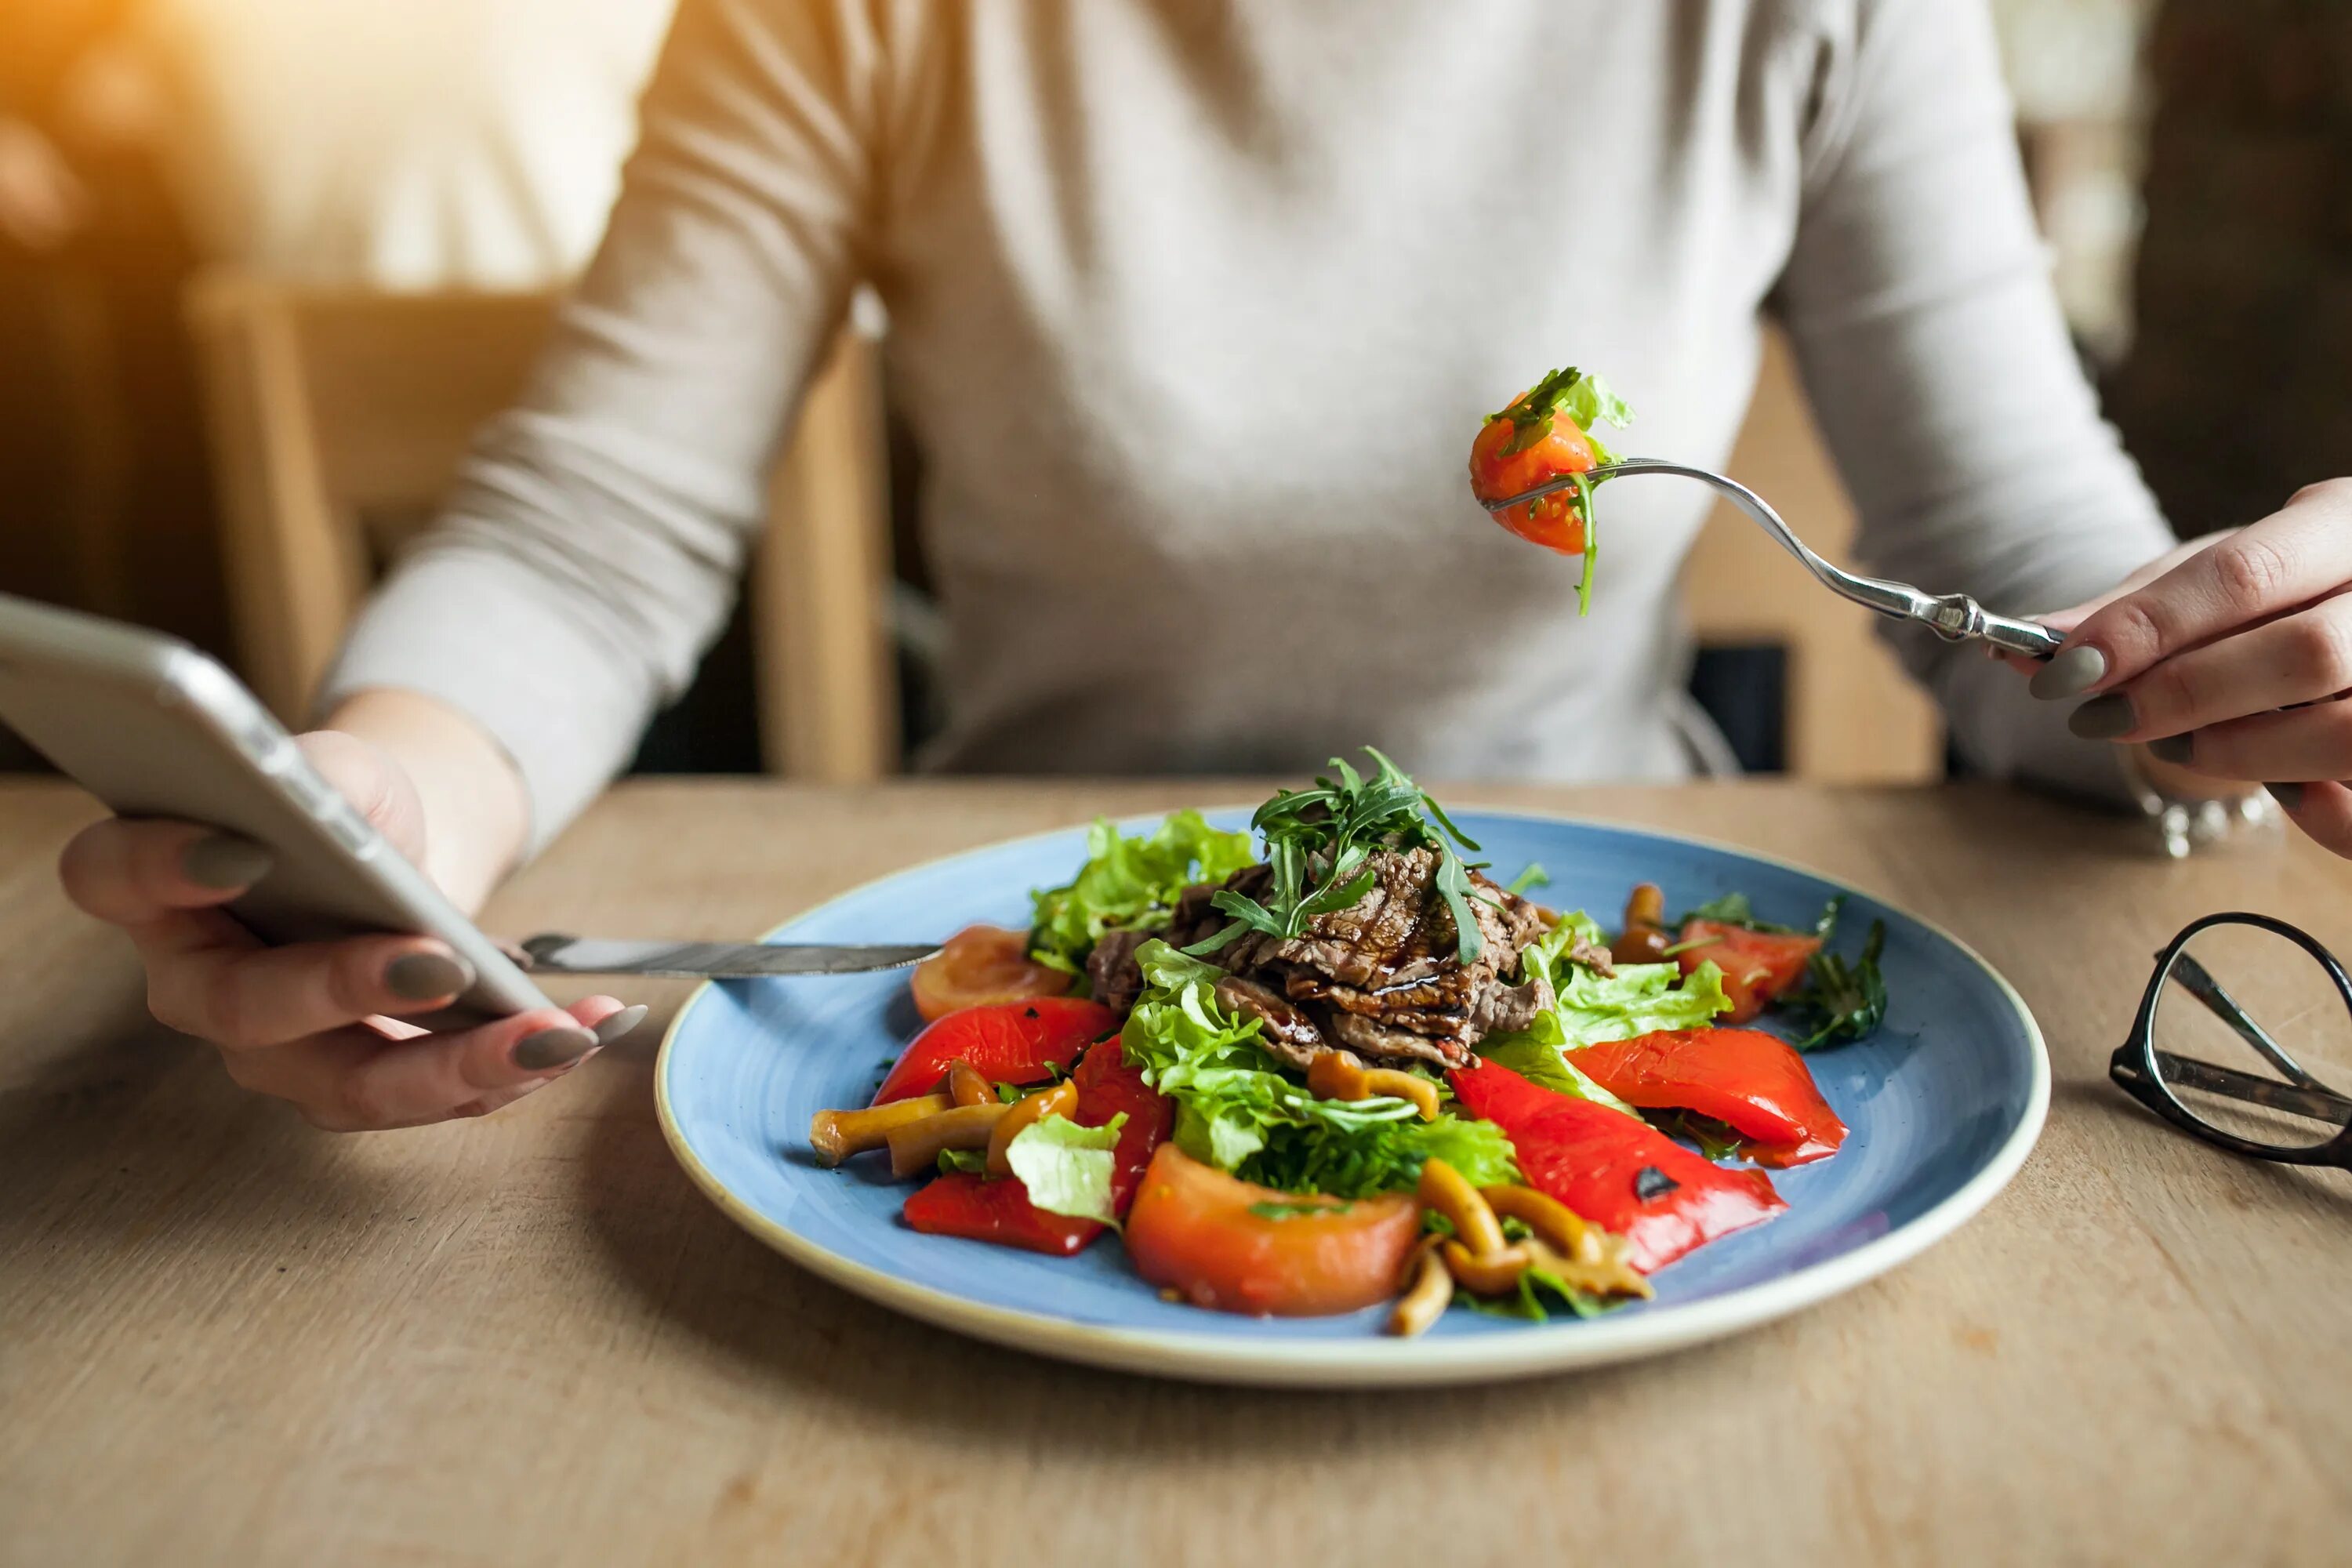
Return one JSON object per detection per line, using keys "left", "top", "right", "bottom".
{"left": 512, "top": 933, "right": 940, "bottom": 978}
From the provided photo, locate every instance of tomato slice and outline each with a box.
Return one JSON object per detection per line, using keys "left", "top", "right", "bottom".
{"left": 871, "top": 997, "right": 1116, "bottom": 1106}
{"left": 1122, "top": 1145, "right": 1423, "bottom": 1316}
{"left": 909, "top": 924, "right": 1071, "bottom": 1023}
{"left": 902, "top": 1036, "right": 1176, "bottom": 1255}
{"left": 1468, "top": 409, "right": 1596, "bottom": 554}
{"left": 1448, "top": 1058, "right": 1784, "bottom": 1273}
{"left": 1675, "top": 920, "right": 1821, "bottom": 1025}
{"left": 1570, "top": 1028, "right": 1847, "bottom": 1167}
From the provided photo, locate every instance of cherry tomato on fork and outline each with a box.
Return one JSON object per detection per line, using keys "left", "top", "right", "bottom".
{"left": 909, "top": 924, "right": 1071, "bottom": 1022}
{"left": 1468, "top": 403, "right": 1598, "bottom": 554}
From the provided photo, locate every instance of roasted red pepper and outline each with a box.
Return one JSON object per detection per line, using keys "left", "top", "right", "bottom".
{"left": 871, "top": 996, "right": 1116, "bottom": 1105}
{"left": 1675, "top": 920, "right": 1820, "bottom": 1024}
{"left": 902, "top": 1035, "right": 1174, "bottom": 1255}
{"left": 1448, "top": 1058, "right": 1784, "bottom": 1272}
{"left": 1570, "top": 1027, "right": 1847, "bottom": 1167}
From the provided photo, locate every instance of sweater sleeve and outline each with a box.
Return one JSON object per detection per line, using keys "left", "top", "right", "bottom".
{"left": 1774, "top": 0, "right": 2176, "bottom": 804}
{"left": 321, "top": 0, "right": 880, "bottom": 849}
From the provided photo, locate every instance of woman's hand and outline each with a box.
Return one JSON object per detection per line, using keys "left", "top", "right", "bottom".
{"left": 57, "top": 729, "right": 637, "bottom": 1130}
{"left": 2019, "top": 479, "right": 2352, "bottom": 856}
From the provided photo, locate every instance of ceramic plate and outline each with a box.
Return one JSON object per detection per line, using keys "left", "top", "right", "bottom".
{"left": 655, "top": 810, "right": 2047, "bottom": 1387}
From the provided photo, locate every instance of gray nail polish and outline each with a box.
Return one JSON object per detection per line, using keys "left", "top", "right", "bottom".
{"left": 514, "top": 1025, "right": 597, "bottom": 1071}
{"left": 385, "top": 951, "right": 474, "bottom": 1001}
{"left": 594, "top": 1004, "right": 650, "bottom": 1046}
{"left": 2146, "top": 733, "right": 2194, "bottom": 765}
{"left": 182, "top": 833, "right": 274, "bottom": 889}
{"left": 2267, "top": 782, "right": 2306, "bottom": 811}
{"left": 2068, "top": 693, "right": 2137, "bottom": 740}
{"left": 2029, "top": 645, "right": 2108, "bottom": 701}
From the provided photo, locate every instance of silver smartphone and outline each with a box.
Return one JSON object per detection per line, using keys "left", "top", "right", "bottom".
{"left": 0, "top": 591, "right": 554, "bottom": 1023}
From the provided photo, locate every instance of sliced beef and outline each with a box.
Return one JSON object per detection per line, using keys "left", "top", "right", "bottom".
{"left": 1085, "top": 927, "right": 1152, "bottom": 1016}
{"left": 1212, "top": 975, "right": 1330, "bottom": 1068}
{"left": 1083, "top": 843, "right": 1590, "bottom": 1073}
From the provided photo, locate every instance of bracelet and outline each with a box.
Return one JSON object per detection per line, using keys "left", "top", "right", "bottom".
{"left": 2118, "top": 748, "right": 2281, "bottom": 859}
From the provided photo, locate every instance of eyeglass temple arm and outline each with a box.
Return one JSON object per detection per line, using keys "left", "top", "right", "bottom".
{"left": 2143, "top": 1050, "right": 2352, "bottom": 1125}
{"left": 2169, "top": 953, "right": 2329, "bottom": 1091}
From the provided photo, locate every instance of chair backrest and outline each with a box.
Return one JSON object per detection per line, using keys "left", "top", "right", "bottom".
{"left": 184, "top": 274, "right": 897, "bottom": 782}
{"left": 1682, "top": 329, "right": 1944, "bottom": 782}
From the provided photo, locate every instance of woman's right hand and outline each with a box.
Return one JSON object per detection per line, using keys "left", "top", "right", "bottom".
{"left": 56, "top": 729, "right": 634, "bottom": 1131}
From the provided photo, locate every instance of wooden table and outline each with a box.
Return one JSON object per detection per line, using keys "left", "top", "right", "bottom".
{"left": 4, "top": 777, "right": 2349, "bottom": 1567}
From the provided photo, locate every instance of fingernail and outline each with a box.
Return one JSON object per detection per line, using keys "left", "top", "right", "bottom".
{"left": 182, "top": 832, "right": 274, "bottom": 889}
{"left": 514, "top": 1025, "right": 597, "bottom": 1071}
{"left": 2068, "top": 693, "right": 2137, "bottom": 740}
{"left": 2147, "top": 733, "right": 2195, "bottom": 765}
{"left": 593, "top": 1004, "right": 649, "bottom": 1046}
{"left": 385, "top": 950, "right": 474, "bottom": 1000}
{"left": 2030, "top": 645, "right": 2108, "bottom": 700}
{"left": 2267, "top": 782, "right": 2305, "bottom": 811}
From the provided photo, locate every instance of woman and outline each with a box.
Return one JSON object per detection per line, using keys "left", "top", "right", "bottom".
{"left": 56, "top": 0, "right": 2352, "bottom": 1129}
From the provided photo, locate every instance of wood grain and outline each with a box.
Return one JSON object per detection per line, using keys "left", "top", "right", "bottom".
{"left": 2, "top": 778, "right": 2347, "bottom": 1568}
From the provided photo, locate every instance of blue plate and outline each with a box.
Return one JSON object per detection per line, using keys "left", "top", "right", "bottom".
{"left": 656, "top": 809, "right": 2047, "bottom": 1386}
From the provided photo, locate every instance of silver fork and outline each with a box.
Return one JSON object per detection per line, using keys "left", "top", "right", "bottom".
{"left": 1483, "top": 459, "right": 2067, "bottom": 659}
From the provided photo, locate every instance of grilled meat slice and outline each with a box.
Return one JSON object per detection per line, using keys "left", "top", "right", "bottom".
{"left": 1086, "top": 927, "right": 1152, "bottom": 1016}
{"left": 1213, "top": 975, "right": 1330, "bottom": 1068}
{"left": 1327, "top": 1010, "right": 1475, "bottom": 1069}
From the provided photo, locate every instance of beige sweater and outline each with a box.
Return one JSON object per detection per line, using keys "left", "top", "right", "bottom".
{"left": 328, "top": 0, "right": 2173, "bottom": 848}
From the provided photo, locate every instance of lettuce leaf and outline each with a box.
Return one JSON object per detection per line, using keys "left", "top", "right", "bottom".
{"left": 1474, "top": 913, "right": 1734, "bottom": 1113}
{"left": 1004, "top": 1112, "right": 1127, "bottom": 1224}
{"left": 1028, "top": 811, "right": 1258, "bottom": 976}
{"left": 1119, "top": 941, "right": 1518, "bottom": 1198}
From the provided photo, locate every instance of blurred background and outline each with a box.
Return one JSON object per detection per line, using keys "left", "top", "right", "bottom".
{"left": 1, "top": 0, "right": 2337, "bottom": 784}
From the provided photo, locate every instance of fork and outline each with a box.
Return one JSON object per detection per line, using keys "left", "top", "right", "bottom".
{"left": 1482, "top": 459, "right": 2067, "bottom": 659}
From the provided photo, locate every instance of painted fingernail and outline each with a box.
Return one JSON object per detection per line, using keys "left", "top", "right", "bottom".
{"left": 2068, "top": 693, "right": 2137, "bottom": 740}
{"left": 2146, "top": 733, "right": 2195, "bottom": 765}
{"left": 2030, "top": 644, "right": 2108, "bottom": 700}
{"left": 385, "top": 950, "right": 474, "bottom": 1000}
{"left": 514, "top": 1025, "right": 597, "bottom": 1071}
{"left": 182, "top": 832, "right": 274, "bottom": 889}
{"left": 593, "top": 1004, "right": 650, "bottom": 1046}
{"left": 2267, "top": 782, "right": 2305, "bottom": 811}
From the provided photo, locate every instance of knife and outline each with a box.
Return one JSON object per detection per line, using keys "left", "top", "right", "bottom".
{"left": 511, "top": 933, "right": 941, "bottom": 978}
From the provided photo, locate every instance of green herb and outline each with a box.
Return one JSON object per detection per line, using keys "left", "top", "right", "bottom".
{"left": 1185, "top": 749, "right": 1490, "bottom": 965}
{"left": 1457, "top": 1261, "right": 1617, "bottom": 1323}
{"left": 1505, "top": 863, "right": 1550, "bottom": 896}
{"left": 1003, "top": 1112, "right": 1129, "bottom": 1225}
{"left": 1246, "top": 1199, "right": 1352, "bottom": 1221}
{"left": 1121, "top": 941, "right": 1519, "bottom": 1197}
{"left": 1788, "top": 918, "right": 1889, "bottom": 1050}
{"left": 1653, "top": 1109, "right": 1746, "bottom": 1162}
{"left": 1028, "top": 810, "right": 1258, "bottom": 977}
{"left": 935, "top": 1148, "right": 988, "bottom": 1174}
{"left": 1675, "top": 891, "right": 1846, "bottom": 940}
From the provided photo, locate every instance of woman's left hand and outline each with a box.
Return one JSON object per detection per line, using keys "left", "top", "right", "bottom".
{"left": 2018, "top": 479, "right": 2352, "bottom": 858}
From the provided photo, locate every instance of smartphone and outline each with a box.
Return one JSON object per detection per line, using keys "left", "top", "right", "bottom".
{"left": 0, "top": 591, "right": 554, "bottom": 1023}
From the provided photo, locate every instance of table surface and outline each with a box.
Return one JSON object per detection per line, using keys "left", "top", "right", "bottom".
{"left": 3, "top": 776, "right": 2349, "bottom": 1567}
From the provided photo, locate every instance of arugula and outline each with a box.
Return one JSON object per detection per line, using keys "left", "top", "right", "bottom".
{"left": 1787, "top": 917, "right": 1889, "bottom": 1051}
{"left": 1456, "top": 1261, "right": 1616, "bottom": 1323}
{"left": 1185, "top": 749, "right": 1490, "bottom": 965}
{"left": 1675, "top": 891, "right": 1843, "bottom": 939}
{"left": 1120, "top": 941, "right": 1519, "bottom": 1198}
{"left": 1028, "top": 810, "right": 1258, "bottom": 976}
{"left": 1504, "top": 862, "right": 1550, "bottom": 896}
{"left": 1003, "top": 1112, "right": 1128, "bottom": 1224}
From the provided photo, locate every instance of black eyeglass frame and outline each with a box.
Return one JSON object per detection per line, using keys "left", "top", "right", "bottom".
{"left": 2109, "top": 911, "right": 2352, "bottom": 1167}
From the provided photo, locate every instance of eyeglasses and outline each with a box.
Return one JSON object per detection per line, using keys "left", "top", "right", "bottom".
{"left": 2110, "top": 913, "right": 2352, "bottom": 1167}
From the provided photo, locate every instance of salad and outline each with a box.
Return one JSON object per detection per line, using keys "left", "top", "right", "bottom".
{"left": 809, "top": 750, "right": 1890, "bottom": 1336}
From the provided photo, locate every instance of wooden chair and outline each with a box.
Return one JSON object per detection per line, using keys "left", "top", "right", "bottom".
{"left": 1682, "top": 329, "right": 1944, "bottom": 782}
{"left": 183, "top": 274, "right": 897, "bottom": 782}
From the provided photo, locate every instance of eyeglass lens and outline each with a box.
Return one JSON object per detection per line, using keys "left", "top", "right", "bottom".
{"left": 2154, "top": 921, "right": 2352, "bottom": 1152}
